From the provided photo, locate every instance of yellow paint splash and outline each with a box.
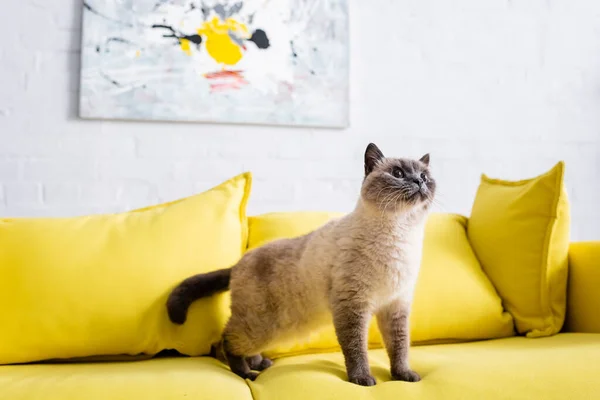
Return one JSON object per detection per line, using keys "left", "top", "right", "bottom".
{"left": 196, "top": 16, "right": 250, "bottom": 66}
{"left": 179, "top": 39, "right": 192, "bottom": 56}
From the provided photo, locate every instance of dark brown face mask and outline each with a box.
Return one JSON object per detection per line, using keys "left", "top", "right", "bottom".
{"left": 361, "top": 143, "right": 436, "bottom": 212}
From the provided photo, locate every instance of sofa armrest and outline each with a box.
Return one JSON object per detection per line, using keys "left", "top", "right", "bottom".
{"left": 564, "top": 241, "right": 600, "bottom": 333}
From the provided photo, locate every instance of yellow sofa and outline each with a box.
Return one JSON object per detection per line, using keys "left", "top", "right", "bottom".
{"left": 1, "top": 169, "right": 598, "bottom": 400}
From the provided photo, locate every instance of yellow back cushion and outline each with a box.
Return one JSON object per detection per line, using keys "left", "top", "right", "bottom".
{"left": 0, "top": 173, "right": 252, "bottom": 364}
{"left": 247, "top": 211, "right": 346, "bottom": 250}
{"left": 247, "top": 212, "right": 514, "bottom": 358}
{"left": 565, "top": 242, "right": 600, "bottom": 333}
{"left": 467, "top": 162, "right": 570, "bottom": 337}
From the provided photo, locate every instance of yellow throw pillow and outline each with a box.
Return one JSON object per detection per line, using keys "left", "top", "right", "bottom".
{"left": 247, "top": 211, "right": 514, "bottom": 358}
{"left": 247, "top": 211, "right": 345, "bottom": 250}
{"left": 0, "top": 173, "right": 252, "bottom": 365}
{"left": 467, "top": 162, "right": 570, "bottom": 337}
{"left": 410, "top": 213, "right": 515, "bottom": 344}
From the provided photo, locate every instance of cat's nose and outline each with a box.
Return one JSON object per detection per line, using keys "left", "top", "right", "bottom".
{"left": 411, "top": 177, "right": 423, "bottom": 187}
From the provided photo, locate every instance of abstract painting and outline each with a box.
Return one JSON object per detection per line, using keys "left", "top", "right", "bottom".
{"left": 79, "top": 0, "right": 349, "bottom": 128}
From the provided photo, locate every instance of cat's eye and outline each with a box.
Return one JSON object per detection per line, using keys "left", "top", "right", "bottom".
{"left": 420, "top": 172, "right": 428, "bottom": 182}
{"left": 392, "top": 168, "right": 404, "bottom": 178}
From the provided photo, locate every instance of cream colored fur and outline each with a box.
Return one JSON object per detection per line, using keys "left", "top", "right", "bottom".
{"left": 171, "top": 143, "right": 435, "bottom": 385}
{"left": 226, "top": 198, "right": 428, "bottom": 355}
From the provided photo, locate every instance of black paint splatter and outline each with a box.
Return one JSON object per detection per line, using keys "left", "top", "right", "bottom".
{"left": 83, "top": 2, "right": 133, "bottom": 27}
{"left": 152, "top": 24, "right": 203, "bottom": 48}
{"left": 201, "top": 6, "right": 210, "bottom": 19}
{"left": 99, "top": 37, "right": 142, "bottom": 54}
{"left": 153, "top": 0, "right": 166, "bottom": 11}
{"left": 249, "top": 29, "right": 269, "bottom": 49}
{"left": 184, "top": 34, "right": 202, "bottom": 45}
{"left": 96, "top": 37, "right": 143, "bottom": 53}
{"left": 106, "top": 37, "right": 133, "bottom": 45}
{"left": 288, "top": 41, "right": 316, "bottom": 75}
{"left": 152, "top": 24, "right": 178, "bottom": 38}
{"left": 290, "top": 40, "right": 298, "bottom": 58}
{"left": 100, "top": 71, "right": 121, "bottom": 87}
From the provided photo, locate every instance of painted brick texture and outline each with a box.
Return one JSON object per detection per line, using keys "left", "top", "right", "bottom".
{"left": 0, "top": 0, "right": 598, "bottom": 240}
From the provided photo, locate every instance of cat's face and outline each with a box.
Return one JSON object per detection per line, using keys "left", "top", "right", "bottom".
{"left": 361, "top": 143, "right": 436, "bottom": 214}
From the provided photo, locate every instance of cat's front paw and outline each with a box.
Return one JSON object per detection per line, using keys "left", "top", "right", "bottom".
{"left": 349, "top": 374, "right": 377, "bottom": 386}
{"left": 245, "top": 371, "right": 260, "bottom": 381}
{"left": 257, "top": 357, "right": 273, "bottom": 371}
{"left": 392, "top": 369, "right": 421, "bottom": 382}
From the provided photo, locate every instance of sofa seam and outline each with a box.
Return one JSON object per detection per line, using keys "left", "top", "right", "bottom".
{"left": 246, "top": 378, "right": 259, "bottom": 400}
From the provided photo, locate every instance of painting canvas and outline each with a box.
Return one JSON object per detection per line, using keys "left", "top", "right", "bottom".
{"left": 79, "top": 0, "right": 349, "bottom": 128}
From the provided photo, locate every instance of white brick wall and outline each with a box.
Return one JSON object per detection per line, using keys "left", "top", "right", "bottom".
{"left": 0, "top": 0, "right": 599, "bottom": 240}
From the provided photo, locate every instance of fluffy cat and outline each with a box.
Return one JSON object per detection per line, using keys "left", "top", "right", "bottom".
{"left": 167, "top": 143, "right": 436, "bottom": 386}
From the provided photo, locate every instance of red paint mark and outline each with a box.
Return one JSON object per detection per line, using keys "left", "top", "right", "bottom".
{"left": 204, "top": 70, "right": 244, "bottom": 79}
{"left": 210, "top": 82, "right": 245, "bottom": 92}
{"left": 204, "top": 70, "right": 248, "bottom": 93}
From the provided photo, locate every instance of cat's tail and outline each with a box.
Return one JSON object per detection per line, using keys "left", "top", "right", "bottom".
{"left": 166, "top": 268, "right": 232, "bottom": 325}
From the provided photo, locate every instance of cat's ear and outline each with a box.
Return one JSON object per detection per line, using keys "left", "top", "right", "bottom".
{"left": 419, "top": 153, "right": 430, "bottom": 166}
{"left": 364, "top": 143, "right": 385, "bottom": 176}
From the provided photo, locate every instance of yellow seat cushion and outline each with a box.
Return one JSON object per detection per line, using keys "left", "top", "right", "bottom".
{"left": 0, "top": 173, "right": 252, "bottom": 365}
{"left": 467, "top": 162, "right": 570, "bottom": 337}
{"left": 249, "top": 333, "right": 600, "bottom": 400}
{"left": 2, "top": 335, "right": 595, "bottom": 400}
{"left": 565, "top": 241, "right": 600, "bottom": 333}
{"left": 0, "top": 356, "right": 253, "bottom": 400}
{"left": 247, "top": 212, "right": 514, "bottom": 358}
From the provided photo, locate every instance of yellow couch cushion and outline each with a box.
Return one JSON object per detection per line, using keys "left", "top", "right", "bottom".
{"left": 248, "top": 333, "right": 600, "bottom": 400}
{"left": 467, "top": 162, "right": 570, "bottom": 337}
{"left": 565, "top": 241, "right": 600, "bottom": 333}
{"left": 0, "top": 356, "right": 253, "bottom": 400}
{"left": 0, "top": 173, "right": 252, "bottom": 365}
{"left": 247, "top": 212, "right": 514, "bottom": 358}
{"left": 247, "top": 211, "right": 345, "bottom": 250}
{"left": 2, "top": 335, "right": 597, "bottom": 400}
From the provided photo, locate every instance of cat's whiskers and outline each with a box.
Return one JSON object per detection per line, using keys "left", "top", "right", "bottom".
{"left": 379, "top": 187, "right": 409, "bottom": 227}
{"left": 379, "top": 188, "right": 402, "bottom": 228}
{"left": 374, "top": 185, "right": 394, "bottom": 204}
